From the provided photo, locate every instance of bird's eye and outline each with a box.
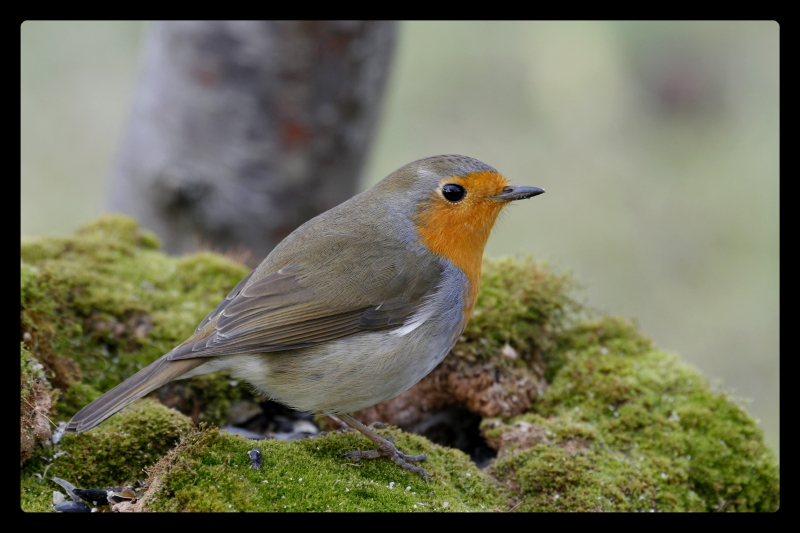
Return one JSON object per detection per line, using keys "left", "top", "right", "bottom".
{"left": 441, "top": 183, "right": 466, "bottom": 203}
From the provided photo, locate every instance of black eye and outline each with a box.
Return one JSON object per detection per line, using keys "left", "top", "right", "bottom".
{"left": 441, "top": 183, "right": 466, "bottom": 203}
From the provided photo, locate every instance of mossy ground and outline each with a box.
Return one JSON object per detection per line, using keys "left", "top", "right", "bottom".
{"left": 484, "top": 317, "right": 779, "bottom": 511}
{"left": 20, "top": 215, "right": 778, "bottom": 511}
{"left": 140, "top": 423, "right": 506, "bottom": 512}
{"left": 459, "top": 256, "right": 582, "bottom": 366}
{"left": 21, "top": 399, "right": 193, "bottom": 512}
{"left": 21, "top": 215, "right": 251, "bottom": 424}
{"left": 21, "top": 400, "right": 507, "bottom": 512}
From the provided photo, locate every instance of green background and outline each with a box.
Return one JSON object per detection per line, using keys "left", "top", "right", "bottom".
{"left": 20, "top": 21, "right": 779, "bottom": 458}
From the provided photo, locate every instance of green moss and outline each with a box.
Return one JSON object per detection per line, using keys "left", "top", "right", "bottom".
{"left": 20, "top": 214, "right": 251, "bottom": 422}
{"left": 20, "top": 219, "right": 779, "bottom": 512}
{"left": 486, "top": 413, "right": 666, "bottom": 512}
{"left": 484, "top": 316, "right": 780, "bottom": 512}
{"left": 458, "top": 257, "right": 582, "bottom": 366}
{"left": 21, "top": 399, "right": 193, "bottom": 512}
{"left": 141, "top": 424, "right": 508, "bottom": 512}
{"left": 22, "top": 400, "right": 507, "bottom": 513}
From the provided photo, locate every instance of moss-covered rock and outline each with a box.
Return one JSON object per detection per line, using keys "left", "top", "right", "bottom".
{"left": 483, "top": 316, "right": 780, "bottom": 511}
{"left": 20, "top": 216, "right": 779, "bottom": 512}
{"left": 20, "top": 215, "right": 251, "bottom": 424}
{"left": 136, "top": 422, "right": 507, "bottom": 512}
{"left": 21, "top": 399, "right": 193, "bottom": 512}
{"left": 461, "top": 256, "right": 582, "bottom": 364}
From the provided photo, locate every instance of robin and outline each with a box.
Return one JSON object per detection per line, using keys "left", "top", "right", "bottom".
{"left": 65, "top": 155, "right": 545, "bottom": 482}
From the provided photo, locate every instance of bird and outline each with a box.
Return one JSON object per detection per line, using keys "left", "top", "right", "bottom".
{"left": 65, "top": 155, "right": 545, "bottom": 482}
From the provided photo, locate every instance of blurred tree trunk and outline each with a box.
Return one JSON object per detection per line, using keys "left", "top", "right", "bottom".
{"left": 109, "top": 21, "right": 396, "bottom": 259}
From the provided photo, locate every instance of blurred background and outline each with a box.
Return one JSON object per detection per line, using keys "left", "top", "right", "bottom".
{"left": 21, "top": 21, "right": 778, "bottom": 458}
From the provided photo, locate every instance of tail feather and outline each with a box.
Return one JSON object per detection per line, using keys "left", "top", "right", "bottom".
{"left": 64, "top": 357, "right": 207, "bottom": 433}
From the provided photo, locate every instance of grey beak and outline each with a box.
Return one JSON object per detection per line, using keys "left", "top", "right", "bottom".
{"left": 493, "top": 186, "right": 545, "bottom": 201}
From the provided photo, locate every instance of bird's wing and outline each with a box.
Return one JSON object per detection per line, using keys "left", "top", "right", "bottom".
{"left": 168, "top": 240, "right": 442, "bottom": 360}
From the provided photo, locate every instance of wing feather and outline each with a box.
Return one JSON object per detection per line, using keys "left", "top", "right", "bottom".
{"left": 168, "top": 238, "right": 443, "bottom": 360}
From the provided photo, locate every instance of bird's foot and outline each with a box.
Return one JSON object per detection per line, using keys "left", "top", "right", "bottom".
{"left": 336, "top": 413, "right": 429, "bottom": 482}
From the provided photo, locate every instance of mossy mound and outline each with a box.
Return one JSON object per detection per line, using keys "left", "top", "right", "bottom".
{"left": 483, "top": 317, "right": 779, "bottom": 512}
{"left": 21, "top": 399, "right": 193, "bottom": 512}
{"left": 461, "top": 256, "right": 582, "bottom": 364}
{"left": 21, "top": 215, "right": 251, "bottom": 424}
{"left": 20, "top": 215, "right": 778, "bottom": 512}
{"left": 140, "top": 421, "right": 506, "bottom": 512}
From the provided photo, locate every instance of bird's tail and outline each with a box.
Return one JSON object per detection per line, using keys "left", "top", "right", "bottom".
{"left": 64, "top": 356, "right": 206, "bottom": 433}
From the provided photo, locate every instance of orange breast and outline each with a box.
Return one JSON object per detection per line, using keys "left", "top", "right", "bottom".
{"left": 414, "top": 171, "right": 510, "bottom": 320}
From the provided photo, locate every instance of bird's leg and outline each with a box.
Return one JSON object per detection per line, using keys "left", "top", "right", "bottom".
{"left": 337, "top": 413, "right": 429, "bottom": 482}
{"left": 325, "top": 414, "right": 351, "bottom": 432}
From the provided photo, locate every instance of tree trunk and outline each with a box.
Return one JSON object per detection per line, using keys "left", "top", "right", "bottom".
{"left": 109, "top": 21, "right": 396, "bottom": 259}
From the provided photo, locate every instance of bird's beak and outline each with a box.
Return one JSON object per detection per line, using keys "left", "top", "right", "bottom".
{"left": 492, "top": 186, "right": 545, "bottom": 201}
